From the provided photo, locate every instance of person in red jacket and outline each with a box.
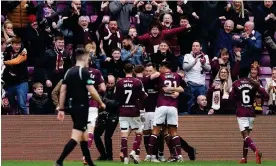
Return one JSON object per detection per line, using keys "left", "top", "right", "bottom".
{"left": 135, "top": 23, "right": 190, "bottom": 56}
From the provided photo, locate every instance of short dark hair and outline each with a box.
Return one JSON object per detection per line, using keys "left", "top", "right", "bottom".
{"left": 193, "top": 40, "right": 201, "bottom": 46}
{"left": 75, "top": 47, "right": 88, "bottom": 60}
{"left": 112, "top": 48, "right": 121, "bottom": 53}
{"left": 160, "top": 61, "right": 171, "bottom": 69}
{"left": 54, "top": 35, "right": 64, "bottom": 41}
{"left": 134, "top": 65, "right": 145, "bottom": 74}
{"left": 124, "top": 63, "right": 134, "bottom": 74}
{"left": 123, "top": 35, "right": 133, "bottom": 41}
{"left": 180, "top": 15, "right": 189, "bottom": 21}
{"left": 145, "top": 62, "right": 156, "bottom": 69}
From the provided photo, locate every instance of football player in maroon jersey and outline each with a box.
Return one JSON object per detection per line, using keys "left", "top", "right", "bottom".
{"left": 147, "top": 61, "right": 185, "bottom": 162}
{"left": 230, "top": 75, "right": 268, "bottom": 164}
{"left": 115, "top": 63, "right": 148, "bottom": 164}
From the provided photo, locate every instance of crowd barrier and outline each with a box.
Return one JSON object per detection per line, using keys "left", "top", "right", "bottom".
{"left": 2, "top": 115, "right": 276, "bottom": 161}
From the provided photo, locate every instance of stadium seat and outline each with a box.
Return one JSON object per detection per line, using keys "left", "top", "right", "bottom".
{"left": 28, "top": 67, "right": 34, "bottom": 76}
{"left": 86, "top": 2, "right": 95, "bottom": 16}
{"left": 56, "top": 2, "right": 68, "bottom": 14}
{"left": 259, "top": 67, "right": 272, "bottom": 75}
{"left": 260, "top": 55, "right": 270, "bottom": 67}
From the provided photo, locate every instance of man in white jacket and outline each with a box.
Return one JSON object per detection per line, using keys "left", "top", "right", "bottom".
{"left": 183, "top": 41, "right": 211, "bottom": 113}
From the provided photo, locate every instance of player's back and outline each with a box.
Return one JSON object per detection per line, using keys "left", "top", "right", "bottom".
{"left": 231, "top": 78, "right": 260, "bottom": 117}
{"left": 64, "top": 66, "right": 89, "bottom": 105}
{"left": 87, "top": 68, "right": 104, "bottom": 107}
{"left": 115, "top": 77, "right": 147, "bottom": 117}
{"left": 157, "top": 72, "right": 182, "bottom": 108}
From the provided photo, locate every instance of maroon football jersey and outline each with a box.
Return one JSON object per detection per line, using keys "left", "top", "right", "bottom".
{"left": 115, "top": 77, "right": 148, "bottom": 117}
{"left": 156, "top": 72, "right": 184, "bottom": 108}
{"left": 230, "top": 78, "right": 269, "bottom": 117}
{"left": 142, "top": 76, "right": 159, "bottom": 112}
{"left": 88, "top": 68, "right": 104, "bottom": 108}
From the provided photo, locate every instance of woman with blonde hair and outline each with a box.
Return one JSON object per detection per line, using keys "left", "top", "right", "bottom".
{"left": 85, "top": 41, "right": 106, "bottom": 70}
{"left": 224, "top": 0, "right": 249, "bottom": 33}
{"left": 2, "top": 20, "right": 16, "bottom": 44}
{"left": 207, "top": 67, "right": 235, "bottom": 114}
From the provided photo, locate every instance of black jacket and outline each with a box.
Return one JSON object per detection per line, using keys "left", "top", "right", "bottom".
{"left": 29, "top": 93, "right": 49, "bottom": 114}
{"left": 151, "top": 50, "right": 178, "bottom": 72}
{"left": 102, "top": 88, "right": 119, "bottom": 116}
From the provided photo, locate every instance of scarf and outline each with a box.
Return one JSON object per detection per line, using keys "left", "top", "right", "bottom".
{"left": 54, "top": 47, "right": 64, "bottom": 71}
{"left": 212, "top": 89, "right": 221, "bottom": 110}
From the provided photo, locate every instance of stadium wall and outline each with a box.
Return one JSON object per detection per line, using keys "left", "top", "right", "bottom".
{"left": 2, "top": 115, "right": 276, "bottom": 161}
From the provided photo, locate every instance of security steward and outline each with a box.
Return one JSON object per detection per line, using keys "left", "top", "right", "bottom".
{"left": 54, "top": 48, "right": 106, "bottom": 166}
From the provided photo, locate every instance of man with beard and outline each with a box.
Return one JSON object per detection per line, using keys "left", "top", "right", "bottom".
{"left": 42, "top": 35, "right": 72, "bottom": 113}
{"left": 3, "top": 37, "right": 28, "bottom": 114}
{"left": 105, "top": 48, "right": 125, "bottom": 79}
{"left": 94, "top": 75, "right": 119, "bottom": 161}
{"left": 121, "top": 35, "right": 144, "bottom": 65}
{"left": 99, "top": 20, "right": 123, "bottom": 58}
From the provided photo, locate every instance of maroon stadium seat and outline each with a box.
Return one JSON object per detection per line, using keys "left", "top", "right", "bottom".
{"left": 56, "top": 2, "right": 68, "bottom": 14}
{"left": 259, "top": 67, "right": 272, "bottom": 75}
{"left": 86, "top": 2, "right": 95, "bottom": 16}
{"left": 28, "top": 67, "right": 34, "bottom": 76}
{"left": 260, "top": 55, "right": 270, "bottom": 67}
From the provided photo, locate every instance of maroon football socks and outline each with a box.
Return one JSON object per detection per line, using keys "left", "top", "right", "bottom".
{"left": 121, "top": 137, "right": 128, "bottom": 157}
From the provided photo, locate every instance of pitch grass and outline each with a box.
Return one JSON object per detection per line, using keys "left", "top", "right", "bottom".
{"left": 2, "top": 161, "right": 276, "bottom": 166}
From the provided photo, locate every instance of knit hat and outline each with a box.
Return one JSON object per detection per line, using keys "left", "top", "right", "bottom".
{"left": 28, "top": 15, "right": 37, "bottom": 23}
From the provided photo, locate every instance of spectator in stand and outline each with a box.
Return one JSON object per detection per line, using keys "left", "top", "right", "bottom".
{"left": 105, "top": 48, "right": 125, "bottom": 79}
{"left": 26, "top": 15, "right": 47, "bottom": 66}
{"left": 128, "top": 27, "right": 138, "bottom": 40}
{"left": 207, "top": 67, "right": 235, "bottom": 114}
{"left": 177, "top": 16, "right": 196, "bottom": 69}
{"left": 62, "top": 2, "right": 108, "bottom": 48}
{"left": 190, "top": 95, "right": 209, "bottom": 115}
{"left": 135, "top": 1, "right": 157, "bottom": 36}
{"left": 2, "top": 20, "right": 16, "bottom": 44}
{"left": 264, "top": 29, "right": 276, "bottom": 68}
{"left": 233, "top": 21, "right": 262, "bottom": 77}
{"left": 210, "top": 17, "right": 235, "bottom": 60}
{"left": 192, "top": 1, "right": 227, "bottom": 53}
{"left": 5, "top": 0, "right": 29, "bottom": 42}
{"left": 211, "top": 48, "right": 240, "bottom": 83}
{"left": 99, "top": 19, "right": 123, "bottom": 58}
{"left": 223, "top": 0, "right": 249, "bottom": 33}
{"left": 151, "top": 40, "right": 178, "bottom": 72}
{"left": 162, "top": 13, "right": 181, "bottom": 57}
{"left": 136, "top": 23, "right": 190, "bottom": 56}
{"left": 183, "top": 41, "right": 211, "bottom": 113}
{"left": 42, "top": 35, "right": 72, "bottom": 113}
{"left": 254, "top": 0, "right": 276, "bottom": 35}
{"left": 109, "top": 0, "right": 140, "bottom": 35}
{"left": 168, "top": 0, "right": 195, "bottom": 25}
{"left": 3, "top": 37, "right": 28, "bottom": 115}
{"left": 265, "top": 67, "right": 276, "bottom": 114}
{"left": 85, "top": 41, "right": 106, "bottom": 71}
{"left": 29, "top": 82, "right": 49, "bottom": 115}
{"left": 121, "top": 35, "right": 144, "bottom": 65}
{"left": 248, "top": 62, "right": 264, "bottom": 114}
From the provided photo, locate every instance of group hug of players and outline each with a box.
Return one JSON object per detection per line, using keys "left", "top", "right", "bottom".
{"left": 55, "top": 48, "right": 268, "bottom": 166}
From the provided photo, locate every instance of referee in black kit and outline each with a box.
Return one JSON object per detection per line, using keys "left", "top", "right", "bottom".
{"left": 54, "top": 48, "right": 106, "bottom": 166}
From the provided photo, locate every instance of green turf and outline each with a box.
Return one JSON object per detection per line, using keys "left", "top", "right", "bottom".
{"left": 2, "top": 161, "right": 276, "bottom": 166}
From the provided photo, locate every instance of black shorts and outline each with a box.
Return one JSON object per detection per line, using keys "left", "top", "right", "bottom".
{"left": 69, "top": 105, "right": 89, "bottom": 132}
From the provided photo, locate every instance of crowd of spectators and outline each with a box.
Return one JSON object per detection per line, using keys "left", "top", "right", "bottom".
{"left": 1, "top": 0, "right": 276, "bottom": 115}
